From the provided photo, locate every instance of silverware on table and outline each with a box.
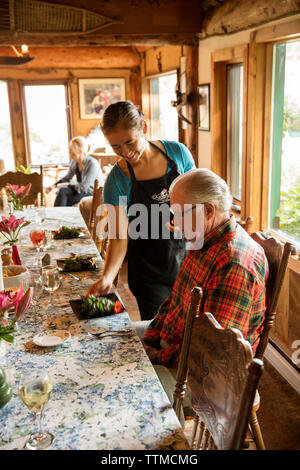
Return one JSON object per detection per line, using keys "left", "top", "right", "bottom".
{"left": 67, "top": 273, "right": 80, "bottom": 281}
{"left": 87, "top": 330, "right": 133, "bottom": 339}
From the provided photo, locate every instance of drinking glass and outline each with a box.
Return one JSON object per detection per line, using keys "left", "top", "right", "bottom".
{"left": 42, "top": 264, "right": 60, "bottom": 310}
{"left": 30, "top": 223, "right": 46, "bottom": 265}
{"left": 18, "top": 369, "right": 54, "bottom": 450}
{"left": 42, "top": 265, "right": 60, "bottom": 293}
{"left": 26, "top": 265, "right": 43, "bottom": 300}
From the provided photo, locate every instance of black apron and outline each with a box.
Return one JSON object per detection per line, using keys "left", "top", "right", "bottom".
{"left": 126, "top": 141, "right": 186, "bottom": 307}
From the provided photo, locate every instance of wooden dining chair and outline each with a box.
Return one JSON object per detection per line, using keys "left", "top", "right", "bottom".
{"left": 237, "top": 216, "right": 254, "bottom": 234}
{"left": 173, "top": 287, "right": 264, "bottom": 450}
{"left": 250, "top": 233, "right": 294, "bottom": 360}
{"left": 88, "top": 178, "right": 104, "bottom": 244}
{"left": 88, "top": 179, "right": 118, "bottom": 287}
{"left": 0, "top": 170, "right": 44, "bottom": 206}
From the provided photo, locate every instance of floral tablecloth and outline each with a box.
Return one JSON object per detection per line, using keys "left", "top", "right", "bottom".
{"left": 0, "top": 207, "right": 188, "bottom": 450}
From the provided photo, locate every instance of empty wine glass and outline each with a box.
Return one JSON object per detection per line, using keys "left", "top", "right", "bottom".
{"left": 30, "top": 223, "right": 46, "bottom": 265}
{"left": 42, "top": 264, "right": 60, "bottom": 311}
{"left": 18, "top": 369, "right": 54, "bottom": 450}
{"left": 26, "top": 265, "right": 43, "bottom": 300}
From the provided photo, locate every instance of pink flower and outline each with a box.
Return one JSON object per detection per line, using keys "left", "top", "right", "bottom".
{"left": 0, "top": 215, "right": 27, "bottom": 236}
{"left": 0, "top": 317, "right": 9, "bottom": 327}
{"left": 6, "top": 183, "right": 31, "bottom": 198}
{"left": 0, "top": 290, "right": 15, "bottom": 313}
{"left": 14, "top": 286, "right": 34, "bottom": 321}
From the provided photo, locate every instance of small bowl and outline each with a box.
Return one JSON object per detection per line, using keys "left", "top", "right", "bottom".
{"left": 3, "top": 265, "right": 29, "bottom": 291}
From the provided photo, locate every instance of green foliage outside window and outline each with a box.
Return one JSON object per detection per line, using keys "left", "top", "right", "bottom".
{"left": 277, "top": 178, "right": 300, "bottom": 241}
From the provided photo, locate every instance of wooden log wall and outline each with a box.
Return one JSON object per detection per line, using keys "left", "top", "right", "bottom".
{"left": 0, "top": 46, "right": 142, "bottom": 168}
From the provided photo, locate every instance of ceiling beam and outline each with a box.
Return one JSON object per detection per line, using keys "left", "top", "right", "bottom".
{"left": 0, "top": 33, "right": 199, "bottom": 47}
{"left": 0, "top": 46, "right": 142, "bottom": 69}
{"left": 199, "top": 0, "right": 300, "bottom": 38}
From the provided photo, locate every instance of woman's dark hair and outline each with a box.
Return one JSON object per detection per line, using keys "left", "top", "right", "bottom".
{"left": 101, "top": 100, "right": 143, "bottom": 135}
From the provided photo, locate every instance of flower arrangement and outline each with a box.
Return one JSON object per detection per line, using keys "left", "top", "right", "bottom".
{"left": 0, "top": 215, "right": 30, "bottom": 265}
{"left": 5, "top": 183, "right": 31, "bottom": 211}
{"left": 0, "top": 285, "right": 34, "bottom": 344}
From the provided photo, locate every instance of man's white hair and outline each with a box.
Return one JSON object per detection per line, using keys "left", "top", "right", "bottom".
{"left": 170, "top": 168, "right": 232, "bottom": 212}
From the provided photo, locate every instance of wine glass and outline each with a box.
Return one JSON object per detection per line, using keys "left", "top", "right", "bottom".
{"left": 18, "top": 369, "right": 54, "bottom": 450}
{"left": 26, "top": 265, "right": 44, "bottom": 300}
{"left": 30, "top": 224, "right": 46, "bottom": 265}
{"left": 42, "top": 264, "right": 60, "bottom": 311}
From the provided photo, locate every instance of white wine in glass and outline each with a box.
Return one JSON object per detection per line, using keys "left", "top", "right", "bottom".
{"left": 19, "top": 370, "right": 54, "bottom": 450}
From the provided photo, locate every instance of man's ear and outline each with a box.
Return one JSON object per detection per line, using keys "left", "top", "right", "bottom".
{"left": 204, "top": 202, "right": 215, "bottom": 220}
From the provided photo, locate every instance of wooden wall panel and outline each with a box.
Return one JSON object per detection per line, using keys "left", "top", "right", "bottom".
{"left": 0, "top": 64, "right": 135, "bottom": 169}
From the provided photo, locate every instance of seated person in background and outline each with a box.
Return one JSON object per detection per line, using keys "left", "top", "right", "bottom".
{"left": 137, "top": 168, "right": 268, "bottom": 369}
{"left": 45, "top": 136, "right": 104, "bottom": 207}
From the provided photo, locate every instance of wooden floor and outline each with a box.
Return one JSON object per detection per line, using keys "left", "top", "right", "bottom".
{"left": 117, "top": 261, "right": 300, "bottom": 450}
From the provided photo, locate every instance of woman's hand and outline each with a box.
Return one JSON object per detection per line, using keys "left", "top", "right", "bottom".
{"left": 86, "top": 275, "right": 113, "bottom": 297}
{"left": 45, "top": 185, "right": 54, "bottom": 194}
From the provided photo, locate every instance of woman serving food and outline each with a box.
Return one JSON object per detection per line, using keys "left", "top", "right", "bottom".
{"left": 86, "top": 101, "right": 195, "bottom": 320}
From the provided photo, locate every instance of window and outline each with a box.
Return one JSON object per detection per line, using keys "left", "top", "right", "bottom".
{"left": 23, "top": 83, "right": 71, "bottom": 166}
{"left": 269, "top": 39, "right": 300, "bottom": 244}
{"left": 0, "top": 81, "right": 14, "bottom": 172}
{"left": 226, "top": 63, "right": 244, "bottom": 202}
{"left": 149, "top": 72, "right": 178, "bottom": 141}
{"left": 211, "top": 45, "right": 248, "bottom": 217}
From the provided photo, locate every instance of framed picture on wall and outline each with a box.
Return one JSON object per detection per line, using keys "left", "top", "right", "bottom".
{"left": 198, "top": 84, "right": 210, "bottom": 131}
{"left": 78, "top": 78, "right": 126, "bottom": 120}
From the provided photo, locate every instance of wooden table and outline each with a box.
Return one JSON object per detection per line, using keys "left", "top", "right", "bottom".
{"left": 0, "top": 207, "right": 189, "bottom": 450}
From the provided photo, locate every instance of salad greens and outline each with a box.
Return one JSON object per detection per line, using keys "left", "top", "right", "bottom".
{"left": 54, "top": 226, "right": 80, "bottom": 239}
{"left": 62, "top": 256, "right": 95, "bottom": 271}
{"left": 80, "top": 296, "right": 116, "bottom": 318}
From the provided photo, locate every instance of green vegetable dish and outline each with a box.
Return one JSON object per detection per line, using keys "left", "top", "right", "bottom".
{"left": 61, "top": 256, "right": 96, "bottom": 271}
{"left": 54, "top": 226, "right": 81, "bottom": 239}
{"left": 80, "top": 296, "right": 116, "bottom": 318}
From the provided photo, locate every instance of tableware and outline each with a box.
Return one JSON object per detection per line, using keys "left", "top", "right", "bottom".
{"left": 56, "top": 255, "right": 97, "bottom": 272}
{"left": 42, "top": 264, "right": 60, "bottom": 311}
{"left": 3, "top": 265, "right": 28, "bottom": 291}
{"left": 18, "top": 369, "right": 54, "bottom": 450}
{"left": 52, "top": 226, "right": 88, "bottom": 240}
{"left": 26, "top": 265, "right": 43, "bottom": 300}
{"left": 42, "top": 264, "right": 60, "bottom": 292}
{"left": 69, "top": 293, "right": 125, "bottom": 320}
{"left": 67, "top": 273, "right": 80, "bottom": 281}
{"left": 30, "top": 223, "right": 46, "bottom": 265}
{"left": 33, "top": 330, "right": 71, "bottom": 347}
{"left": 87, "top": 331, "right": 133, "bottom": 340}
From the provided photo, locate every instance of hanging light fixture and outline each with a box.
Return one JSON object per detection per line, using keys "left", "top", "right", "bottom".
{"left": 0, "top": 44, "right": 35, "bottom": 66}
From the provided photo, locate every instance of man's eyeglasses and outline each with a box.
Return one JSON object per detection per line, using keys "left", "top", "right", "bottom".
{"left": 170, "top": 204, "right": 202, "bottom": 220}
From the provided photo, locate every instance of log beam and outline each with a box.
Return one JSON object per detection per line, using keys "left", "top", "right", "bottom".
{"left": 0, "top": 33, "right": 199, "bottom": 47}
{"left": 0, "top": 46, "right": 141, "bottom": 69}
{"left": 200, "top": 0, "right": 300, "bottom": 38}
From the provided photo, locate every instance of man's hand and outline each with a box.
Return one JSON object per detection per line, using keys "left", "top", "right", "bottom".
{"left": 141, "top": 340, "right": 158, "bottom": 364}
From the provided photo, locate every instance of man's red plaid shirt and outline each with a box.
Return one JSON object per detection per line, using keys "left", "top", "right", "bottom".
{"left": 142, "top": 216, "right": 268, "bottom": 368}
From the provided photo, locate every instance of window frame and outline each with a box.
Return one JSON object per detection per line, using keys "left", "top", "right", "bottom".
{"left": 253, "top": 22, "right": 300, "bottom": 248}
{"left": 0, "top": 79, "right": 16, "bottom": 172}
{"left": 211, "top": 45, "right": 249, "bottom": 219}
{"left": 20, "top": 79, "right": 73, "bottom": 167}
{"left": 142, "top": 69, "right": 180, "bottom": 141}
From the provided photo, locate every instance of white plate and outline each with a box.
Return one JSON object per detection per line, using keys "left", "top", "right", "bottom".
{"left": 33, "top": 330, "right": 71, "bottom": 347}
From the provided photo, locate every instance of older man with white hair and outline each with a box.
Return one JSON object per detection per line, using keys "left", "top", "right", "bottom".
{"left": 137, "top": 168, "right": 268, "bottom": 369}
